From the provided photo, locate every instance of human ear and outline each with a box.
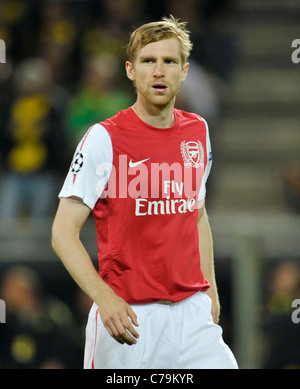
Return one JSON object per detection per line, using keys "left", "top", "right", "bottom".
{"left": 126, "top": 61, "right": 136, "bottom": 81}
{"left": 180, "top": 62, "right": 189, "bottom": 82}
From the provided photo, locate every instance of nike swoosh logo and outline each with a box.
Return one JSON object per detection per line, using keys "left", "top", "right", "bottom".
{"left": 129, "top": 158, "right": 150, "bottom": 168}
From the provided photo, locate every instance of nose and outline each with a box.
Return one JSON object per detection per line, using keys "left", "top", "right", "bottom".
{"left": 153, "top": 60, "right": 164, "bottom": 77}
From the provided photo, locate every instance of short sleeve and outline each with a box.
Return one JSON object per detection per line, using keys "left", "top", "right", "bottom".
{"left": 198, "top": 119, "right": 212, "bottom": 201}
{"left": 58, "top": 123, "right": 113, "bottom": 209}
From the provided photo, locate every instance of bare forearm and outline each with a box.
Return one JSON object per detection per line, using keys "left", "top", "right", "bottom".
{"left": 198, "top": 207, "right": 220, "bottom": 323}
{"left": 52, "top": 197, "right": 139, "bottom": 345}
{"left": 52, "top": 222, "right": 115, "bottom": 307}
{"left": 52, "top": 226, "right": 139, "bottom": 344}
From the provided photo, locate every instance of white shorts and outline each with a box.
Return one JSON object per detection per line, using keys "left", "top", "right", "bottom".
{"left": 84, "top": 291, "right": 238, "bottom": 369}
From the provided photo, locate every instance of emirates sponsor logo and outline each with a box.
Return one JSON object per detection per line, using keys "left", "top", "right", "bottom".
{"left": 95, "top": 154, "right": 205, "bottom": 216}
{"left": 135, "top": 197, "right": 197, "bottom": 216}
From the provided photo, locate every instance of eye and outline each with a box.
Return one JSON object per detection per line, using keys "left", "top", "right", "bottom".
{"left": 165, "top": 58, "right": 178, "bottom": 65}
{"left": 142, "top": 58, "right": 154, "bottom": 64}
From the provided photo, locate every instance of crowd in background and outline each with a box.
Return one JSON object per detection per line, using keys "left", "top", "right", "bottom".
{"left": 0, "top": 0, "right": 299, "bottom": 370}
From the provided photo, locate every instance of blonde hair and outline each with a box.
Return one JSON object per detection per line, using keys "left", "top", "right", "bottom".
{"left": 127, "top": 15, "right": 193, "bottom": 66}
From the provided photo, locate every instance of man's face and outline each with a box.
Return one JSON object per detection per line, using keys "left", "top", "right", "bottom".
{"left": 126, "top": 38, "right": 189, "bottom": 110}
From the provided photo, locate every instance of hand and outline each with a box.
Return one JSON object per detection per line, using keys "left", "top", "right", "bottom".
{"left": 97, "top": 292, "right": 139, "bottom": 345}
{"left": 205, "top": 290, "right": 220, "bottom": 324}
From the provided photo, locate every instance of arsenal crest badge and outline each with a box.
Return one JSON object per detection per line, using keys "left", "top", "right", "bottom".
{"left": 180, "top": 140, "right": 204, "bottom": 168}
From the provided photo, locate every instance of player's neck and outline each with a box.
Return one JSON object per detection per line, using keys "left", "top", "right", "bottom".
{"left": 132, "top": 99, "right": 175, "bottom": 129}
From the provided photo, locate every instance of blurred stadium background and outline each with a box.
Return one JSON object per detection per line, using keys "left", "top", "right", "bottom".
{"left": 0, "top": 0, "right": 300, "bottom": 369}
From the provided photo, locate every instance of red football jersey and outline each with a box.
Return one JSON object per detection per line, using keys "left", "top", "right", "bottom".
{"left": 59, "top": 107, "right": 212, "bottom": 303}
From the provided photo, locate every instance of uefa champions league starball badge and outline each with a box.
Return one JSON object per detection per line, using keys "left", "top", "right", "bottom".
{"left": 71, "top": 152, "right": 84, "bottom": 173}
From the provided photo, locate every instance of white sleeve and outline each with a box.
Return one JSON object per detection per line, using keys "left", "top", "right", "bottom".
{"left": 59, "top": 123, "right": 113, "bottom": 209}
{"left": 198, "top": 119, "right": 212, "bottom": 201}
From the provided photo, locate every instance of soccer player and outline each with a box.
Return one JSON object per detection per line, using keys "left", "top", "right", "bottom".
{"left": 52, "top": 16, "right": 238, "bottom": 369}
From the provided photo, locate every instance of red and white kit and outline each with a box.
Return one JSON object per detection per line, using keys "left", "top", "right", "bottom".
{"left": 60, "top": 107, "right": 212, "bottom": 303}
{"left": 59, "top": 107, "right": 238, "bottom": 369}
